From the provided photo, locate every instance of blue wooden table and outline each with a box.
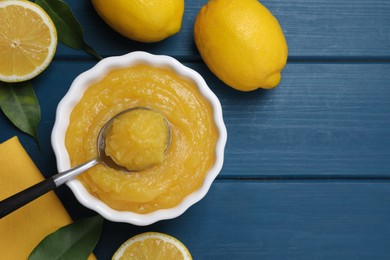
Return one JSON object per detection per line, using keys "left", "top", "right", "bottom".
{"left": 1, "top": 0, "right": 390, "bottom": 259}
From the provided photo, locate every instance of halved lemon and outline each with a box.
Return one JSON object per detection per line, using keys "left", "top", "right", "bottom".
{"left": 112, "top": 232, "right": 192, "bottom": 260}
{"left": 0, "top": 0, "right": 57, "bottom": 82}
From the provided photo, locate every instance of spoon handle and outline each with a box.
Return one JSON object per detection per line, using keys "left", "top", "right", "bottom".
{"left": 0, "top": 159, "right": 100, "bottom": 219}
{"left": 52, "top": 158, "right": 100, "bottom": 186}
{"left": 0, "top": 177, "right": 56, "bottom": 219}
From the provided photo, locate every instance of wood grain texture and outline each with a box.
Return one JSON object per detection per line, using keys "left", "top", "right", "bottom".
{"left": 1, "top": 61, "right": 389, "bottom": 178}
{"left": 93, "top": 181, "right": 390, "bottom": 259}
{"left": 54, "top": 0, "right": 390, "bottom": 59}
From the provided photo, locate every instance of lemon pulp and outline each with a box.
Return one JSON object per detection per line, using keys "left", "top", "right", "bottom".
{"left": 112, "top": 232, "right": 192, "bottom": 260}
{"left": 0, "top": 0, "right": 57, "bottom": 82}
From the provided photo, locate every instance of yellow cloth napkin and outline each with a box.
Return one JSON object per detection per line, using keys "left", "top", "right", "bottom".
{"left": 0, "top": 137, "right": 96, "bottom": 260}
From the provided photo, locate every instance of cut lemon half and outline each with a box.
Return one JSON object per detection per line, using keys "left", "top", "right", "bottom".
{"left": 0, "top": 0, "right": 57, "bottom": 82}
{"left": 112, "top": 232, "right": 192, "bottom": 260}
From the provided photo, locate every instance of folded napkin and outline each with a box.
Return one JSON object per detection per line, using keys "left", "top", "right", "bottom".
{"left": 0, "top": 137, "right": 96, "bottom": 260}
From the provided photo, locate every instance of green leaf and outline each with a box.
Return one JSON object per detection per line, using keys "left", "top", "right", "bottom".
{"left": 29, "top": 215, "right": 104, "bottom": 260}
{"left": 0, "top": 81, "right": 40, "bottom": 142}
{"left": 35, "top": 0, "right": 102, "bottom": 60}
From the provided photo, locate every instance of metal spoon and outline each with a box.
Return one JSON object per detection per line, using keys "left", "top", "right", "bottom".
{"left": 0, "top": 107, "right": 171, "bottom": 219}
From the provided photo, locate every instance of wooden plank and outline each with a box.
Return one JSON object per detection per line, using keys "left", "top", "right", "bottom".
{"left": 1, "top": 61, "right": 389, "bottom": 178}
{"left": 87, "top": 181, "right": 390, "bottom": 259}
{"left": 55, "top": 0, "right": 390, "bottom": 59}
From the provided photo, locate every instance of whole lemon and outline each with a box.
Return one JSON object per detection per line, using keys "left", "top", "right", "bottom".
{"left": 194, "top": 0, "right": 288, "bottom": 91}
{"left": 92, "top": 0, "right": 184, "bottom": 42}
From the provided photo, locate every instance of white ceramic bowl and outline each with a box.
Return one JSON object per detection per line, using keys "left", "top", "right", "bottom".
{"left": 51, "top": 51, "right": 227, "bottom": 225}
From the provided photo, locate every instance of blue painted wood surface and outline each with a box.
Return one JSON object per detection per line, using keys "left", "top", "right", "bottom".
{"left": 1, "top": 0, "right": 390, "bottom": 259}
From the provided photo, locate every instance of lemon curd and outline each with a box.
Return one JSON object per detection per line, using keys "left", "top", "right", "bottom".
{"left": 105, "top": 109, "right": 169, "bottom": 171}
{"left": 65, "top": 65, "right": 218, "bottom": 213}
